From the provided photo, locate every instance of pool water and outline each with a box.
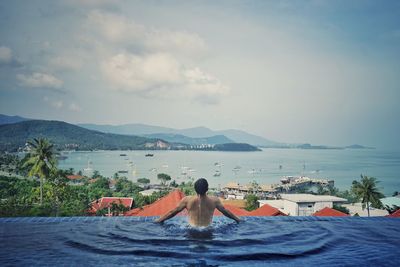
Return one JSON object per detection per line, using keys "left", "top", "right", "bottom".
{"left": 0, "top": 216, "right": 399, "bottom": 266}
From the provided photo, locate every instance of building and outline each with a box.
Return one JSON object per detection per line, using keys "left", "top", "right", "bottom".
{"left": 380, "top": 196, "right": 400, "bottom": 209}
{"left": 342, "top": 203, "right": 389, "bottom": 217}
{"left": 89, "top": 197, "right": 134, "bottom": 216}
{"left": 386, "top": 209, "right": 400, "bottom": 217}
{"left": 223, "top": 182, "right": 279, "bottom": 199}
{"left": 250, "top": 203, "right": 287, "bottom": 216}
{"left": 312, "top": 207, "right": 349, "bottom": 217}
{"left": 259, "top": 194, "right": 347, "bottom": 216}
{"left": 139, "top": 188, "right": 160, "bottom": 196}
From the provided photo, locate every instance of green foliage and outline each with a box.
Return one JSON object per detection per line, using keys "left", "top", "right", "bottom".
{"left": 157, "top": 173, "right": 171, "bottom": 185}
{"left": 170, "top": 180, "right": 178, "bottom": 188}
{"left": 131, "top": 190, "right": 169, "bottom": 209}
{"left": 179, "top": 181, "right": 195, "bottom": 195}
{"left": 114, "top": 177, "right": 142, "bottom": 196}
{"left": 351, "top": 175, "right": 385, "bottom": 217}
{"left": 0, "top": 120, "right": 156, "bottom": 152}
{"left": 137, "top": 177, "right": 150, "bottom": 184}
{"left": 245, "top": 194, "right": 259, "bottom": 211}
{"left": 23, "top": 138, "right": 57, "bottom": 205}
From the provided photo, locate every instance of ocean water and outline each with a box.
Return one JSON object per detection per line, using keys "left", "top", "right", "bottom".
{"left": 0, "top": 216, "right": 399, "bottom": 266}
{"left": 58, "top": 148, "right": 400, "bottom": 196}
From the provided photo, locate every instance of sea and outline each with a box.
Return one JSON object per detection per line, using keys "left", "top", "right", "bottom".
{"left": 58, "top": 148, "right": 400, "bottom": 196}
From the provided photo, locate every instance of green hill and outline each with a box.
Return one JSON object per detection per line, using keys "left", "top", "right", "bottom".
{"left": 0, "top": 120, "right": 162, "bottom": 152}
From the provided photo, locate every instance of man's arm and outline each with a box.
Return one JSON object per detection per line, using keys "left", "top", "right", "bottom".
{"left": 215, "top": 199, "right": 241, "bottom": 223}
{"left": 155, "top": 197, "right": 187, "bottom": 223}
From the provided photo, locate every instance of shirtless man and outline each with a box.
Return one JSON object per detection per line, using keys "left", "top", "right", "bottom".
{"left": 155, "top": 178, "right": 241, "bottom": 226}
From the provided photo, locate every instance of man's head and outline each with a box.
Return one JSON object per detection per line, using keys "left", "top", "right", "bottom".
{"left": 194, "top": 178, "right": 208, "bottom": 195}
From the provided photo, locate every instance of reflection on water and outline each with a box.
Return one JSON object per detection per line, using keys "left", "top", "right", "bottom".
{"left": 0, "top": 216, "right": 399, "bottom": 266}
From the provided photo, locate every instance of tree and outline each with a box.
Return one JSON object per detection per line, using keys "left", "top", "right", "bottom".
{"left": 23, "top": 138, "right": 57, "bottom": 205}
{"left": 137, "top": 177, "right": 150, "bottom": 184}
{"left": 157, "top": 173, "right": 171, "bottom": 185}
{"left": 245, "top": 194, "right": 259, "bottom": 211}
{"left": 170, "top": 180, "right": 178, "bottom": 188}
{"left": 250, "top": 180, "right": 260, "bottom": 195}
{"left": 351, "top": 175, "right": 384, "bottom": 217}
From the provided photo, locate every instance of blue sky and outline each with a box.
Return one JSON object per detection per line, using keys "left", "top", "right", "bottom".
{"left": 0, "top": 0, "right": 399, "bottom": 149}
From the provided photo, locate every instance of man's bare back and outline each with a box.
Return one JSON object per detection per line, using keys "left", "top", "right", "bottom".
{"left": 156, "top": 178, "right": 241, "bottom": 226}
{"left": 156, "top": 194, "right": 241, "bottom": 226}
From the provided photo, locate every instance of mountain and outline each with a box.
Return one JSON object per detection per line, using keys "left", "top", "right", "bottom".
{"left": 345, "top": 144, "right": 374, "bottom": 149}
{"left": 0, "top": 114, "right": 31, "bottom": 125}
{"left": 78, "top": 123, "right": 279, "bottom": 147}
{"left": 0, "top": 120, "right": 260, "bottom": 152}
{"left": 0, "top": 120, "right": 161, "bottom": 152}
{"left": 143, "top": 133, "right": 234, "bottom": 145}
{"left": 77, "top": 123, "right": 178, "bottom": 136}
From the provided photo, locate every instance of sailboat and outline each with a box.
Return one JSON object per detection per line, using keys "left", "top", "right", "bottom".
{"left": 83, "top": 160, "right": 93, "bottom": 174}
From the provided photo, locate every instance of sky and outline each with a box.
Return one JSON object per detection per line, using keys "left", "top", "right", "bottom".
{"left": 0, "top": 0, "right": 399, "bottom": 149}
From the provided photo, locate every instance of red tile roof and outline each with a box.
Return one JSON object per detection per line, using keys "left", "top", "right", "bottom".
{"left": 249, "top": 203, "right": 287, "bottom": 216}
{"left": 129, "top": 190, "right": 186, "bottom": 217}
{"left": 126, "top": 191, "right": 250, "bottom": 217}
{"left": 386, "top": 209, "right": 400, "bottom": 217}
{"left": 66, "top": 175, "right": 84, "bottom": 180}
{"left": 89, "top": 197, "right": 134, "bottom": 214}
{"left": 213, "top": 204, "right": 251, "bottom": 216}
{"left": 313, "top": 207, "right": 349, "bottom": 217}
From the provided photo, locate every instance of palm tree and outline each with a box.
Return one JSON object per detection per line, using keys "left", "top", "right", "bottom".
{"left": 23, "top": 138, "right": 57, "bottom": 205}
{"left": 351, "top": 175, "right": 384, "bottom": 217}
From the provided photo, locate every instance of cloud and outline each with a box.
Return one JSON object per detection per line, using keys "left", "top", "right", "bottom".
{"left": 68, "top": 103, "right": 81, "bottom": 112}
{"left": 101, "top": 52, "right": 229, "bottom": 104}
{"left": 48, "top": 56, "right": 82, "bottom": 71}
{"left": 101, "top": 53, "right": 182, "bottom": 92}
{"left": 17, "top": 72, "right": 64, "bottom": 89}
{"left": 0, "top": 46, "right": 12, "bottom": 63}
{"left": 86, "top": 10, "right": 207, "bottom": 55}
{"left": 43, "top": 96, "right": 81, "bottom": 111}
{"left": 64, "top": 0, "right": 120, "bottom": 8}
{"left": 51, "top": 100, "right": 64, "bottom": 109}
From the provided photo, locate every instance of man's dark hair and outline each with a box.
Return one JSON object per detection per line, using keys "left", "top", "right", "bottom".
{"left": 194, "top": 178, "right": 208, "bottom": 195}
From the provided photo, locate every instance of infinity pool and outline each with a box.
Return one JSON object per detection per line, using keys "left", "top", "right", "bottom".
{"left": 0, "top": 216, "right": 399, "bottom": 266}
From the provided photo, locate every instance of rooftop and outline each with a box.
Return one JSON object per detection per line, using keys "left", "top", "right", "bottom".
{"left": 280, "top": 194, "right": 347, "bottom": 203}
{"left": 313, "top": 207, "right": 349, "bottom": 217}
{"left": 381, "top": 196, "right": 400, "bottom": 207}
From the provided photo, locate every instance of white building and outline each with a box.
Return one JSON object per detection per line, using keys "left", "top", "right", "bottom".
{"left": 342, "top": 203, "right": 389, "bottom": 217}
{"left": 139, "top": 189, "right": 160, "bottom": 196}
{"left": 259, "top": 194, "right": 347, "bottom": 216}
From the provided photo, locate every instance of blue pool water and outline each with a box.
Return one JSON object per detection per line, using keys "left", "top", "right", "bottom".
{"left": 0, "top": 217, "right": 399, "bottom": 266}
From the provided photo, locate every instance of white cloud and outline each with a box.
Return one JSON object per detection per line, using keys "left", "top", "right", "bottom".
{"left": 51, "top": 100, "right": 64, "bottom": 109}
{"left": 101, "top": 52, "right": 229, "bottom": 104}
{"left": 86, "top": 10, "right": 207, "bottom": 55}
{"left": 101, "top": 53, "right": 182, "bottom": 92}
{"left": 17, "top": 72, "right": 63, "bottom": 89}
{"left": 68, "top": 103, "right": 81, "bottom": 112}
{"left": 48, "top": 56, "right": 82, "bottom": 71}
{"left": 0, "top": 46, "right": 12, "bottom": 63}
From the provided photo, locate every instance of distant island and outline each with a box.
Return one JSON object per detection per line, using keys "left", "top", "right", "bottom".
{"left": 0, "top": 120, "right": 260, "bottom": 152}
{"left": 0, "top": 114, "right": 373, "bottom": 151}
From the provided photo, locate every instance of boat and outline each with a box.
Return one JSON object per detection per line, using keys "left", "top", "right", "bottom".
{"left": 145, "top": 154, "right": 154, "bottom": 157}
{"left": 118, "top": 170, "right": 128, "bottom": 174}
{"left": 56, "top": 155, "right": 68, "bottom": 160}
{"left": 83, "top": 160, "right": 93, "bottom": 173}
{"left": 213, "top": 171, "right": 221, "bottom": 177}
{"left": 120, "top": 154, "right": 127, "bottom": 156}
